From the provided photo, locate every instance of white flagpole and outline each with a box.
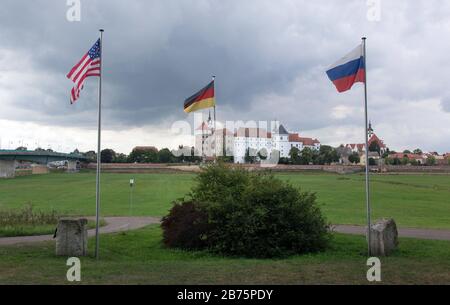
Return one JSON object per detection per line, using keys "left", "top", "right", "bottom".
{"left": 95, "top": 29, "right": 104, "bottom": 260}
{"left": 362, "top": 37, "right": 372, "bottom": 257}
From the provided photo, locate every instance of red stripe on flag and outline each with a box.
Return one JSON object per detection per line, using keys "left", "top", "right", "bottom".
{"left": 67, "top": 53, "right": 88, "bottom": 79}
{"left": 332, "top": 68, "right": 365, "bottom": 93}
{"left": 195, "top": 86, "right": 215, "bottom": 102}
{"left": 73, "top": 58, "right": 93, "bottom": 83}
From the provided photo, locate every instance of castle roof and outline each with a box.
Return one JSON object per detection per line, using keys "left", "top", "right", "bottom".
{"left": 277, "top": 124, "right": 289, "bottom": 135}
{"left": 289, "top": 134, "right": 320, "bottom": 145}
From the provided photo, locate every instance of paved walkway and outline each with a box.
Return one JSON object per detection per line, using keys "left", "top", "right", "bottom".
{"left": 333, "top": 225, "right": 450, "bottom": 241}
{"left": 0, "top": 216, "right": 161, "bottom": 246}
{"left": 1, "top": 218, "right": 449, "bottom": 246}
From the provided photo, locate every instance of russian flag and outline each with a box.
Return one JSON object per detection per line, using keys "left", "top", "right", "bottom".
{"left": 326, "top": 44, "right": 365, "bottom": 93}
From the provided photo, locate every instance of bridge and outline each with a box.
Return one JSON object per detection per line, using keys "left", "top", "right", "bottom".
{"left": 0, "top": 150, "right": 88, "bottom": 178}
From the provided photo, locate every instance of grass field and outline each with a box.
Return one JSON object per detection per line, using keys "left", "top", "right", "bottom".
{"left": 1, "top": 171, "right": 449, "bottom": 229}
{"left": 1, "top": 225, "right": 449, "bottom": 285}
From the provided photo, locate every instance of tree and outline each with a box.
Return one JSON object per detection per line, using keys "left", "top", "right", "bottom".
{"left": 158, "top": 148, "right": 173, "bottom": 163}
{"left": 315, "top": 145, "right": 339, "bottom": 165}
{"left": 384, "top": 157, "right": 393, "bottom": 165}
{"left": 114, "top": 153, "right": 128, "bottom": 163}
{"left": 403, "top": 150, "right": 412, "bottom": 154}
{"left": 413, "top": 149, "right": 423, "bottom": 155}
{"left": 101, "top": 149, "right": 116, "bottom": 163}
{"left": 16, "top": 146, "right": 27, "bottom": 151}
{"left": 128, "top": 147, "right": 159, "bottom": 163}
{"left": 401, "top": 157, "right": 410, "bottom": 165}
{"left": 369, "top": 158, "right": 377, "bottom": 166}
{"left": 245, "top": 148, "right": 257, "bottom": 164}
{"left": 84, "top": 151, "right": 97, "bottom": 162}
{"left": 299, "top": 147, "right": 314, "bottom": 165}
{"left": 426, "top": 156, "right": 436, "bottom": 166}
{"left": 289, "top": 147, "right": 301, "bottom": 164}
{"left": 348, "top": 152, "right": 361, "bottom": 164}
{"left": 278, "top": 157, "right": 291, "bottom": 165}
{"left": 369, "top": 142, "right": 381, "bottom": 154}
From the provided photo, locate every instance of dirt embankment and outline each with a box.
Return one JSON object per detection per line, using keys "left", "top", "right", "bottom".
{"left": 84, "top": 163, "right": 450, "bottom": 174}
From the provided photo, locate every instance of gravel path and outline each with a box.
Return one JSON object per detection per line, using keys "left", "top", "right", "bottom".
{"left": 1, "top": 218, "right": 449, "bottom": 246}
{"left": 333, "top": 225, "right": 450, "bottom": 241}
{"left": 0, "top": 216, "right": 161, "bottom": 246}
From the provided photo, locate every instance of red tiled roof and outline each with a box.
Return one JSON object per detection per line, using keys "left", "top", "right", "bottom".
{"left": 346, "top": 133, "right": 386, "bottom": 152}
{"left": 368, "top": 134, "right": 386, "bottom": 148}
{"left": 346, "top": 144, "right": 365, "bottom": 151}
{"left": 289, "top": 134, "right": 320, "bottom": 145}
{"left": 289, "top": 134, "right": 302, "bottom": 142}
{"left": 389, "top": 153, "right": 425, "bottom": 160}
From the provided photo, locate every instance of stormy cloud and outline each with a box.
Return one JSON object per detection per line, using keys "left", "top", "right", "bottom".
{"left": 1, "top": 0, "right": 450, "bottom": 153}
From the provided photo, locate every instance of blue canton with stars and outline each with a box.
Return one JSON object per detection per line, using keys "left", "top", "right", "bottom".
{"left": 88, "top": 39, "right": 101, "bottom": 60}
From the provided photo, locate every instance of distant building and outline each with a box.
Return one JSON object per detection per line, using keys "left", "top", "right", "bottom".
{"left": 389, "top": 153, "right": 427, "bottom": 165}
{"left": 344, "top": 122, "right": 387, "bottom": 165}
{"left": 195, "top": 122, "right": 320, "bottom": 164}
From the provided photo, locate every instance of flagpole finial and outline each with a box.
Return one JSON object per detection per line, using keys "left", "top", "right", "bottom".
{"left": 212, "top": 75, "right": 216, "bottom": 81}
{"left": 99, "top": 29, "right": 104, "bottom": 32}
{"left": 362, "top": 37, "right": 367, "bottom": 40}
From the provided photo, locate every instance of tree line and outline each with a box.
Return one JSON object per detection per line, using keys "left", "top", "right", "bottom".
{"left": 78, "top": 146, "right": 202, "bottom": 164}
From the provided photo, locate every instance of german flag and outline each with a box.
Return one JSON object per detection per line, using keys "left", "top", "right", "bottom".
{"left": 184, "top": 80, "right": 215, "bottom": 113}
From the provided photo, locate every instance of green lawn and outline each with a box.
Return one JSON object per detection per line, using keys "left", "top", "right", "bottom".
{"left": 1, "top": 225, "right": 449, "bottom": 285}
{"left": 0, "top": 172, "right": 449, "bottom": 229}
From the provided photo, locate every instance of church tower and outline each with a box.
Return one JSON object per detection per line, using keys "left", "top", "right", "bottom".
{"left": 368, "top": 121, "right": 374, "bottom": 139}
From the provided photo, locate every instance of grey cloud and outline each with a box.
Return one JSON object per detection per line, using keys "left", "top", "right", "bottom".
{"left": 0, "top": 0, "right": 450, "bottom": 152}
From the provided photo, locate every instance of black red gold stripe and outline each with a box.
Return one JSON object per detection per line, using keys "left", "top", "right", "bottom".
{"left": 184, "top": 81, "right": 215, "bottom": 113}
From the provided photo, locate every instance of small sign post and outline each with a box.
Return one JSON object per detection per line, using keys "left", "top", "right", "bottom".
{"left": 129, "top": 178, "right": 135, "bottom": 216}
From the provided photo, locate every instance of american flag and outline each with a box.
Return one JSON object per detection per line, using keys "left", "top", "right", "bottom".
{"left": 67, "top": 39, "right": 101, "bottom": 104}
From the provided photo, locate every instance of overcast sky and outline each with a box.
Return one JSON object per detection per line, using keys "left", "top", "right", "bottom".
{"left": 1, "top": 0, "right": 450, "bottom": 154}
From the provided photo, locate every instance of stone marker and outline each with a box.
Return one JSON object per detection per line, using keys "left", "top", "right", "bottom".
{"left": 56, "top": 218, "right": 88, "bottom": 256}
{"left": 368, "top": 218, "right": 399, "bottom": 256}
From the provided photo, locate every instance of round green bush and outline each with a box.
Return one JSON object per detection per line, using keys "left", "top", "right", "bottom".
{"left": 162, "top": 163, "right": 331, "bottom": 258}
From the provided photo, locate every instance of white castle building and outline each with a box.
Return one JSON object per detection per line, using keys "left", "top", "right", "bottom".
{"left": 195, "top": 122, "right": 320, "bottom": 163}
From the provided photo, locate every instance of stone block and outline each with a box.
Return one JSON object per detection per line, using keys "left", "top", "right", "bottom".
{"left": 368, "top": 218, "right": 399, "bottom": 256}
{"left": 56, "top": 218, "right": 88, "bottom": 257}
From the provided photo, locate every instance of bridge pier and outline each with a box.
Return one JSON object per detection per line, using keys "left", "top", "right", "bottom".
{"left": 67, "top": 160, "right": 79, "bottom": 173}
{"left": 0, "top": 160, "right": 17, "bottom": 178}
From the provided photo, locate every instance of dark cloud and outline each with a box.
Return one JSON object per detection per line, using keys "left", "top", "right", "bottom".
{"left": 1, "top": 0, "right": 450, "bottom": 152}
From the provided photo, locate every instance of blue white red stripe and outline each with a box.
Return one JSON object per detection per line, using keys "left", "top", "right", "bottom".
{"left": 326, "top": 44, "right": 365, "bottom": 93}
{"left": 67, "top": 39, "right": 101, "bottom": 104}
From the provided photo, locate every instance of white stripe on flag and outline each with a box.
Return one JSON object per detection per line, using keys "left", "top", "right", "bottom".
{"left": 328, "top": 44, "right": 363, "bottom": 70}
